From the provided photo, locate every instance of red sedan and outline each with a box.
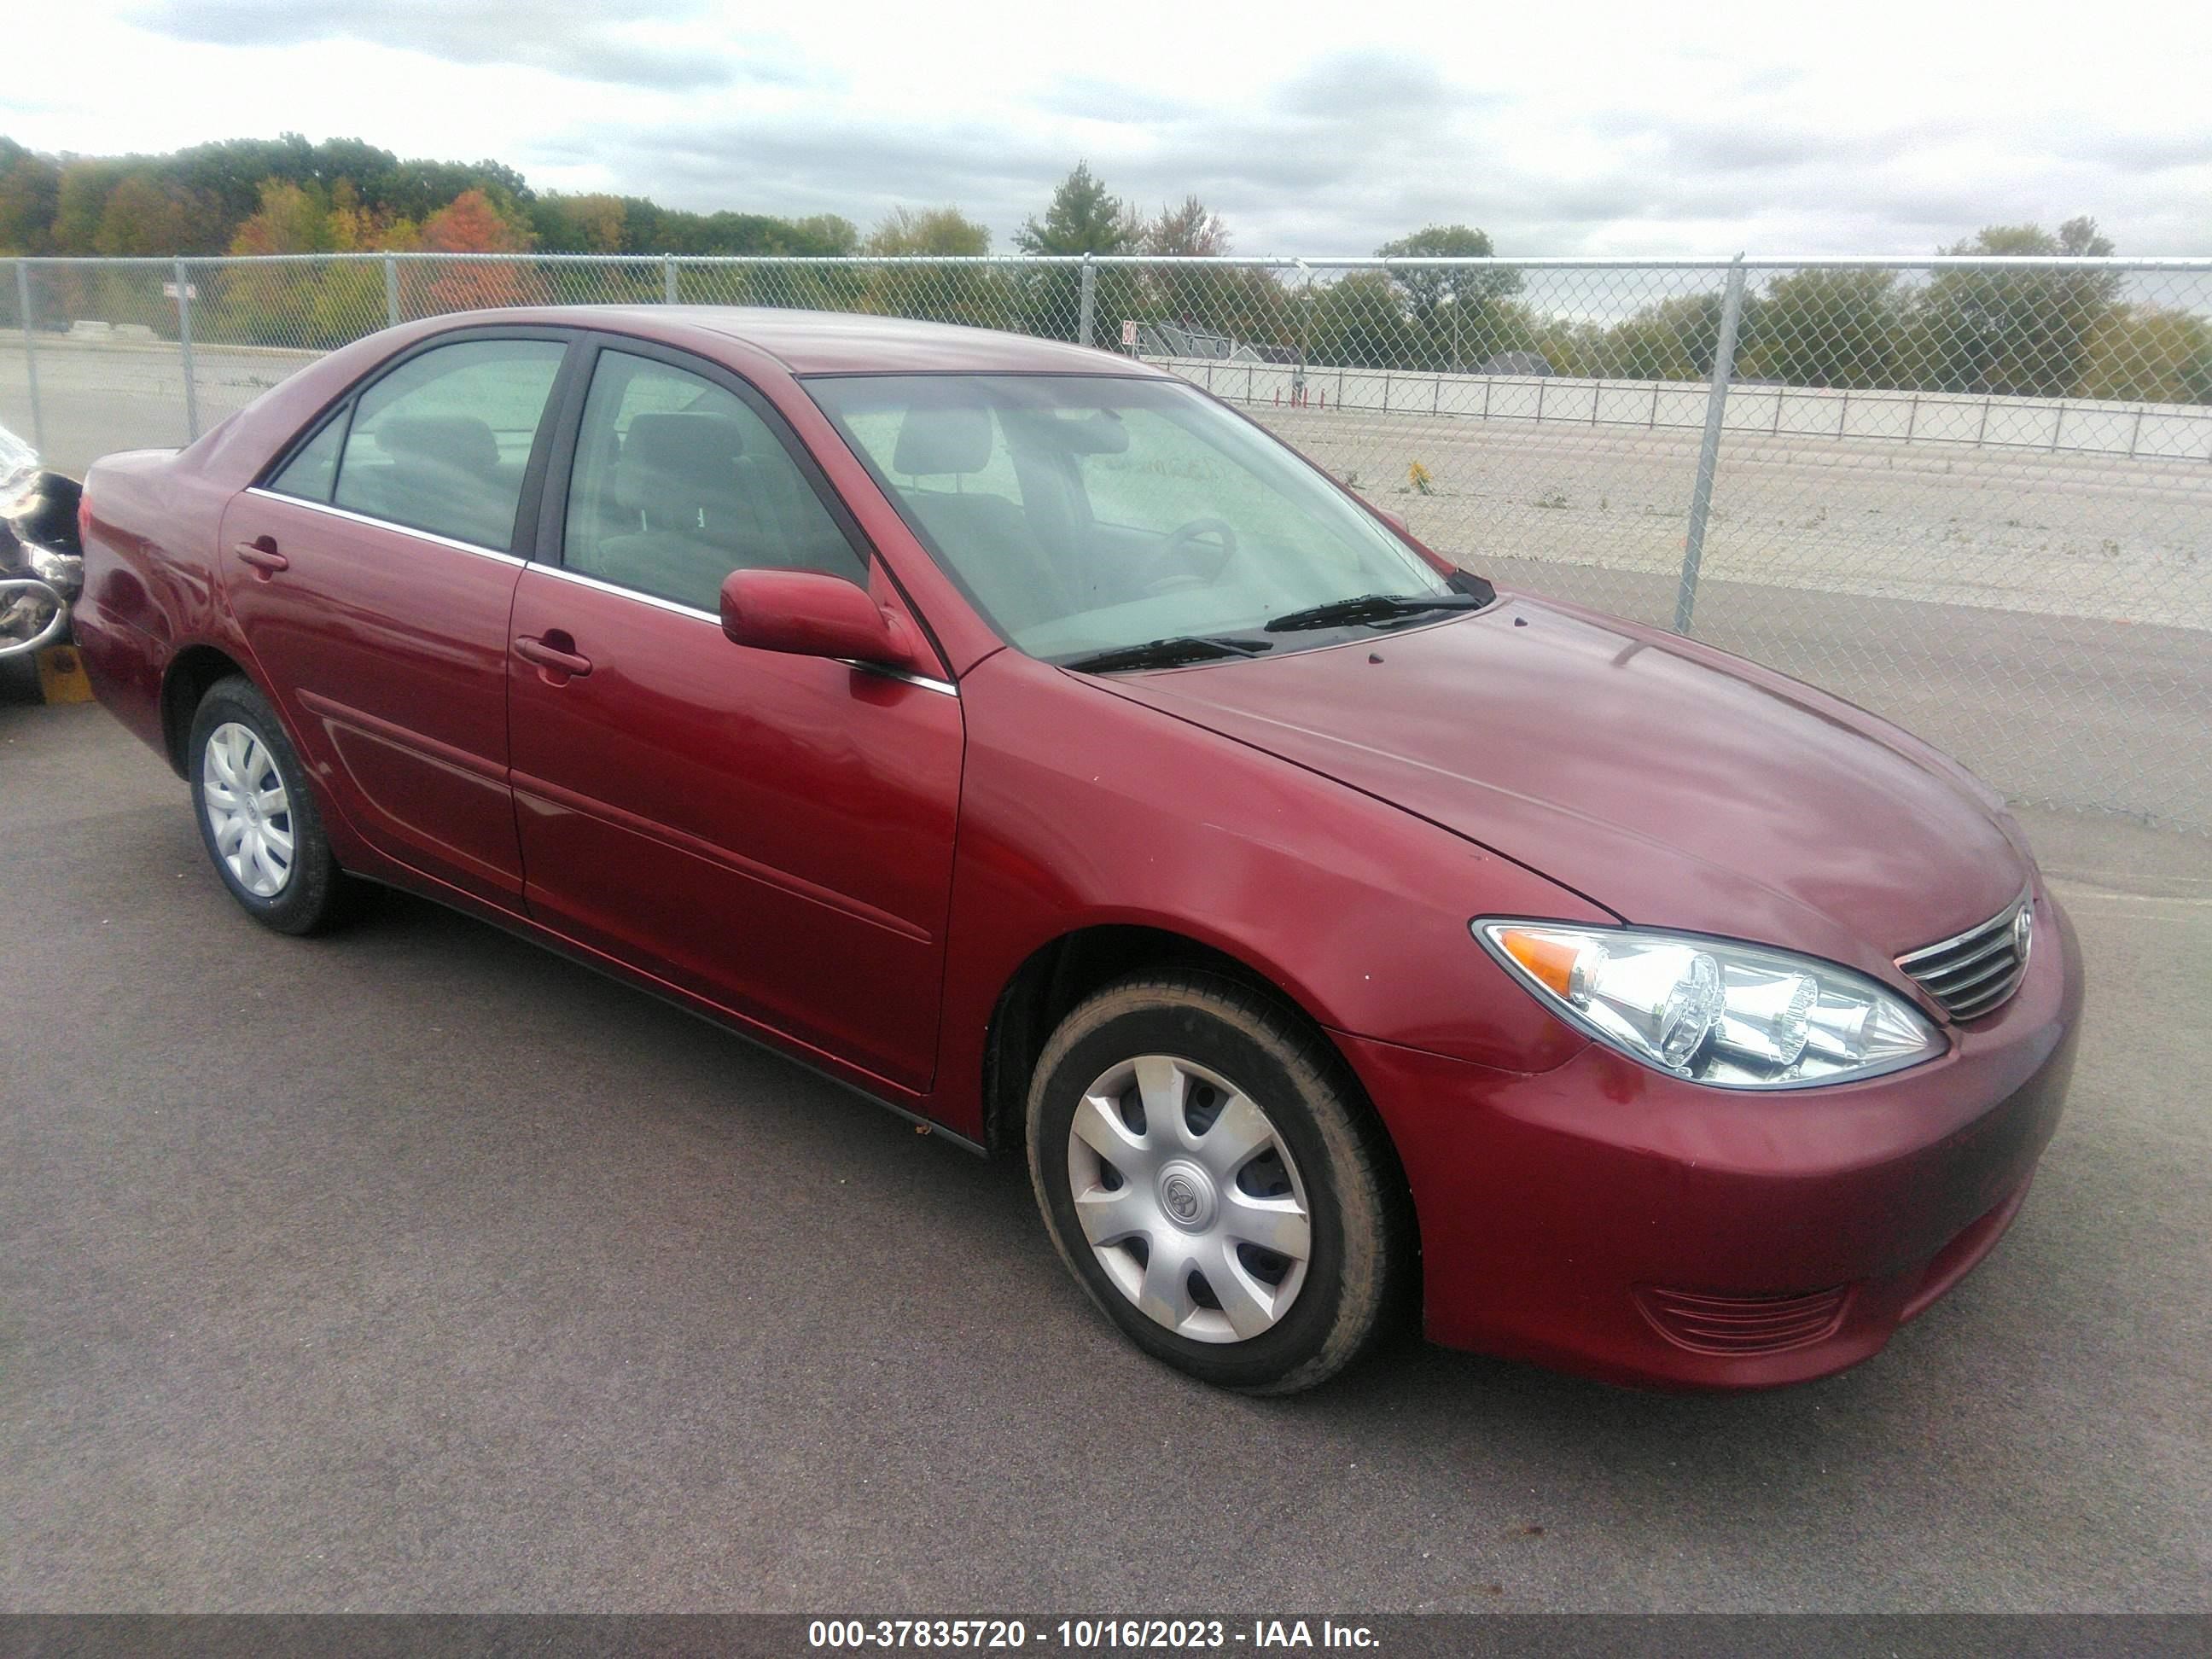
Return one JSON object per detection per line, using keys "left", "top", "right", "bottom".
{"left": 73, "top": 309, "right": 2081, "bottom": 1393}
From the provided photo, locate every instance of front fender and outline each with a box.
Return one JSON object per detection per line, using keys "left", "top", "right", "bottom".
{"left": 927, "top": 649, "right": 1610, "bottom": 1138}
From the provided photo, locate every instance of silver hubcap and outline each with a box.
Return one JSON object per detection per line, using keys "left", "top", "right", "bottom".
{"left": 1066, "top": 1054, "right": 1313, "bottom": 1344}
{"left": 201, "top": 721, "right": 295, "bottom": 899}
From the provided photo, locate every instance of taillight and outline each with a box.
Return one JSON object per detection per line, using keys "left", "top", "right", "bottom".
{"left": 77, "top": 490, "right": 91, "bottom": 543}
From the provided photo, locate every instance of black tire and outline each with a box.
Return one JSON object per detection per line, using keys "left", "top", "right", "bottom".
{"left": 186, "top": 675, "right": 363, "bottom": 935}
{"left": 1026, "top": 972, "right": 1411, "bottom": 1394}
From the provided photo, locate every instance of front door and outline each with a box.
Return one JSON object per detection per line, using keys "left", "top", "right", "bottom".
{"left": 222, "top": 331, "right": 571, "bottom": 904}
{"left": 505, "top": 342, "right": 963, "bottom": 1092}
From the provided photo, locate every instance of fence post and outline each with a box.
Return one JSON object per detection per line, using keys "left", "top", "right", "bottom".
{"left": 1674, "top": 257, "right": 1747, "bottom": 635}
{"left": 1076, "top": 255, "right": 1097, "bottom": 349}
{"left": 664, "top": 254, "right": 678, "bottom": 305}
{"left": 384, "top": 255, "right": 401, "bottom": 328}
{"left": 174, "top": 258, "right": 201, "bottom": 441}
{"left": 14, "top": 261, "right": 44, "bottom": 455}
{"left": 1295, "top": 264, "right": 1315, "bottom": 404}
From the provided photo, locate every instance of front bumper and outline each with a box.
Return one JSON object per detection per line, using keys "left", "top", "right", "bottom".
{"left": 1342, "top": 888, "right": 2083, "bottom": 1389}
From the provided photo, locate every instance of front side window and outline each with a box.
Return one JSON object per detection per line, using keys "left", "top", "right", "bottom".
{"left": 806, "top": 374, "right": 1456, "bottom": 661}
{"left": 562, "top": 350, "right": 864, "bottom": 613}
{"left": 330, "top": 338, "right": 567, "bottom": 551}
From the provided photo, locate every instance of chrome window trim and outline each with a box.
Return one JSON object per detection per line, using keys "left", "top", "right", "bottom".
{"left": 530, "top": 564, "right": 959, "bottom": 697}
{"left": 242, "top": 488, "right": 526, "bottom": 567}
{"left": 242, "top": 491, "right": 958, "bottom": 697}
{"left": 528, "top": 559, "right": 722, "bottom": 624}
{"left": 840, "top": 661, "right": 959, "bottom": 697}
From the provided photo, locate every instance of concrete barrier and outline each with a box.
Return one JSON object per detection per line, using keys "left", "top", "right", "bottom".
{"left": 1152, "top": 357, "right": 2212, "bottom": 463}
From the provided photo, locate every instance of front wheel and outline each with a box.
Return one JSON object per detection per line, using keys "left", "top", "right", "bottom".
{"left": 1026, "top": 973, "right": 1410, "bottom": 1394}
{"left": 187, "top": 676, "right": 362, "bottom": 934}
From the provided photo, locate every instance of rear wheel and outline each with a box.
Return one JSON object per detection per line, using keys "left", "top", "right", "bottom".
{"left": 188, "top": 676, "right": 362, "bottom": 934}
{"left": 1027, "top": 973, "right": 1409, "bottom": 1394}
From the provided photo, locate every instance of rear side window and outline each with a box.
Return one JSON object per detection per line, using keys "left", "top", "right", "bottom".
{"left": 267, "top": 412, "right": 346, "bottom": 504}
{"left": 329, "top": 339, "right": 566, "bottom": 551}
{"left": 561, "top": 349, "right": 864, "bottom": 613}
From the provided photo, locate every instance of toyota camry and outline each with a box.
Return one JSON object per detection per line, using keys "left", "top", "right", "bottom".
{"left": 73, "top": 307, "right": 2081, "bottom": 1393}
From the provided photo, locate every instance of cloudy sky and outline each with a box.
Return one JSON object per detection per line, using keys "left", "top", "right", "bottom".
{"left": 4, "top": 0, "right": 2207, "bottom": 255}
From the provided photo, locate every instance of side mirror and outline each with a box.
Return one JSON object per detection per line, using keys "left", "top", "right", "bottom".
{"left": 719, "top": 568, "right": 928, "bottom": 674}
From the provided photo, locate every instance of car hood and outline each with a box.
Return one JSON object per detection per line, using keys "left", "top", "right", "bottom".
{"left": 1093, "top": 594, "right": 2029, "bottom": 982}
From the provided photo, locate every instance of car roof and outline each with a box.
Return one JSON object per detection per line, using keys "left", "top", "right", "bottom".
{"left": 476, "top": 305, "right": 1169, "bottom": 378}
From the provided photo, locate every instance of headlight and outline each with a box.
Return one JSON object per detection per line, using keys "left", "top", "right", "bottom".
{"left": 1473, "top": 920, "right": 1943, "bottom": 1088}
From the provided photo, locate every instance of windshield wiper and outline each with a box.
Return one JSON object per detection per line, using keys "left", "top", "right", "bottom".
{"left": 1263, "top": 591, "right": 1488, "bottom": 633}
{"left": 1058, "top": 635, "right": 1272, "bottom": 674}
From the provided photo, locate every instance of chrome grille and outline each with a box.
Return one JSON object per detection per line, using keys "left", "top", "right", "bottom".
{"left": 1897, "top": 893, "right": 2034, "bottom": 1022}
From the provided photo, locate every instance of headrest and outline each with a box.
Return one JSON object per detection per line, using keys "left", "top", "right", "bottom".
{"left": 893, "top": 404, "right": 993, "bottom": 475}
{"left": 376, "top": 415, "right": 499, "bottom": 476}
{"left": 615, "top": 412, "right": 748, "bottom": 513}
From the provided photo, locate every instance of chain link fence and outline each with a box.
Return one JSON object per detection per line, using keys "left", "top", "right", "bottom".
{"left": 4, "top": 250, "right": 2208, "bottom": 832}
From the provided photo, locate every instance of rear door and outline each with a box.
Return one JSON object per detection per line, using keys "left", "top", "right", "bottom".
{"left": 222, "top": 329, "right": 573, "bottom": 904}
{"left": 505, "top": 339, "right": 963, "bottom": 1091}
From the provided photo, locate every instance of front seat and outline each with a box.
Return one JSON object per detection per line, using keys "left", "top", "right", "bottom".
{"left": 892, "top": 404, "right": 1071, "bottom": 632}
{"left": 590, "top": 410, "right": 768, "bottom": 608}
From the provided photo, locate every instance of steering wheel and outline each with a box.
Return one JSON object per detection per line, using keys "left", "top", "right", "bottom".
{"left": 1134, "top": 517, "right": 1240, "bottom": 596}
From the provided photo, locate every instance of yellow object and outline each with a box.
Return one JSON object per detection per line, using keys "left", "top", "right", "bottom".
{"left": 1497, "top": 927, "right": 1583, "bottom": 998}
{"left": 36, "top": 644, "right": 94, "bottom": 704}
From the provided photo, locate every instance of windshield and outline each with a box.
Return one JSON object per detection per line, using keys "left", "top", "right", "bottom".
{"left": 805, "top": 374, "right": 1460, "bottom": 662}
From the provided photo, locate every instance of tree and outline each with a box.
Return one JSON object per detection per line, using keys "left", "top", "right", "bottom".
{"left": 1016, "top": 163, "right": 1141, "bottom": 343}
{"left": 0, "top": 140, "right": 61, "bottom": 253}
{"left": 1017, "top": 162, "right": 1139, "bottom": 257}
{"left": 789, "top": 214, "right": 859, "bottom": 257}
{"left": 531, "top": 191, "right": 627, "bottom": 254}
{"left": 1308, "top": 271, "right": 1420, "bottom": 369}
{"left": 1747, "top": 269, "right": 1901, "bottom": 388}
{"left": 87, "top": 173, "right": 205, "bottom": 256}
{"left": 420, "top": 189, "right": 538, "bottom": 312}
{"left": 865, "top": 206, "right": 990, "bottom": 257}
{"left": 1917, "top": 217, "right": 2122, "bottom": 397}
{"left": 229, "top": 179, "right": 336, "bottom": 256}
{"left": 1143, "top": 195, "right": 1229, "bottom": 258}
{"left": 51, "top": 160, "right": 131, "bottom": 254}
{"left": 1375, "top": 224, "right": 1522, "bottom": 322}
{"left": 2075, "top": 305, "right": 2212, "bottom": 405}
{"left": 1373, "top": 224, "right": 1523, "bottom": 370}
{"left": 422, "top": 189, "right": 533, "bottom": 254}
{"left": 859, "top": 207, "right": 1001, "bottom": 323}
{"left": 1591, "top": 306, "right": 1701, "bottom": 381}
{"left": 326, "top": 178, "right": 419, "bottom": 253}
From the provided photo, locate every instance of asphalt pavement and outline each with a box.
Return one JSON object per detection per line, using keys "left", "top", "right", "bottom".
{"left": 2, "top": 696, "right": 2208, "bottom": 1612}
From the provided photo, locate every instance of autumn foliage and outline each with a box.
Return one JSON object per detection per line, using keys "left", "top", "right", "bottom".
{"left": 419, "top": 189, "right": 542, "bottom": 312}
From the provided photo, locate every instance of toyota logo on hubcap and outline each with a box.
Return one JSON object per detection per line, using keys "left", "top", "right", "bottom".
{"left": 1163, "top": 1175, "right": 1202, "bottom": 1223}
{"left": 1155, "top": 1161, "right": 1216, "bottom": 1232}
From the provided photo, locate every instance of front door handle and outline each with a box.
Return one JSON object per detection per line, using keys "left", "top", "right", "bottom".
{"left": 233, "top": 537, "right": 288, "bottom": 574}
{"left": 515, "top": 632, "right": 593, "bottom": 679}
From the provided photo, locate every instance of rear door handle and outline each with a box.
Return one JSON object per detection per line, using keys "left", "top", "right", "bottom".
{"left": 233, "top": 538, "right": 288, "bottom": 573}
{"left": 515, "top": 633, "right": 593, "bottom": 678}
